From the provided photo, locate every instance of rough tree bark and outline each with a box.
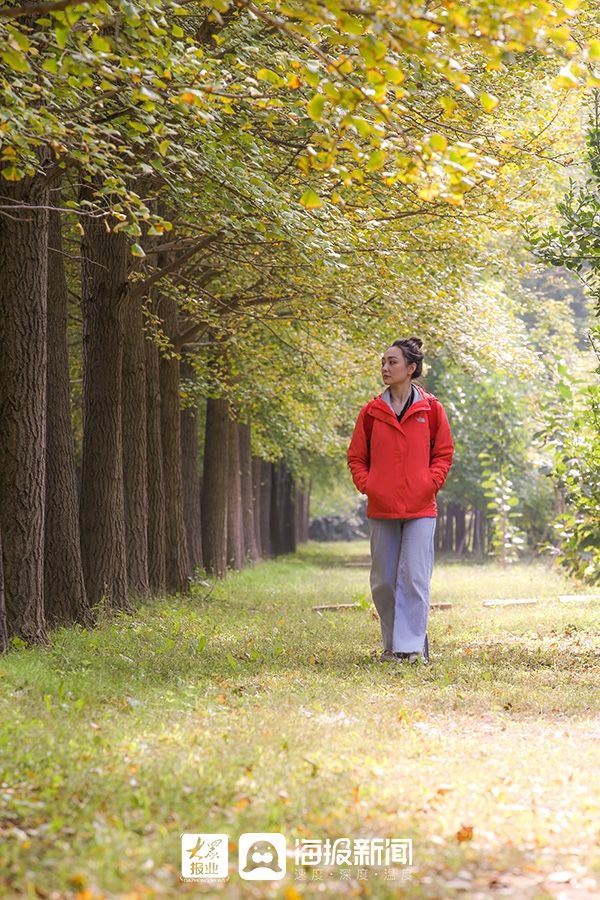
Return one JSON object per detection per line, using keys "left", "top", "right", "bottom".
{"left": 281, "top": 464, "right": 297, "bottom": 554}
{"left": 0, "top": 165, "right": 49, "bottom": 643}
{"left": 201, "top": 397, "right": 230, "bottom": 576}
{"left": 180, "top": 360, "right": 203, "bottom": 572}
{"left": 227, "top": 417, "right": 244, "bottom": 570}
{"left": 251, "top": 456, "right": 263, "bottom": 559}
{"left": 443, "top": 502, "right": 456, "bottom": 553}
{"left": 122, "top": 292, "right": 150, "bottom": 595}
{"left": 303, "top": 477, "right": 311, "bottom": 542}
{"left": 144, "top": 295, "right": 167, "bottom": 593}
{"left": 260, "top": 460, "right": 273, "bottom": 558}
{"left": 455, "top": 506, "right": 466, "bottom": 556}
{"left": 270, "top": 461, "right": 285, "bottom": 556}
{"left": 158, "top": 289, "right": 190, "bottom": 593}
{"left": 45, "top": 192, "right": 90, "bottom": 626}
{"left": 0, "top": 530, "right": 7, "bottom": 653}
{"left": 79, "top": 190, "right": 130, "bottom": 612}
{"left": 239, "top": 423, "right": 259, "bottom": 563}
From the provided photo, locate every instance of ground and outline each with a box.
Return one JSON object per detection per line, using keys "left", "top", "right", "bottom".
{"left": 1, "top": 542, "right": 599, "bottom": 898}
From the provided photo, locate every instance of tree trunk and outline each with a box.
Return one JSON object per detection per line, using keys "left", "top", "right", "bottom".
{"left": 201, "top": 397, "right": 230, "bottom": 576}
{"left": 455, "top": 505, "right": 466, "bottom": 556}
{"left": 473, "top": 507, "right": 485, "bottom": 556}
{"left": 122, "top": 294, "right": 150, "bottom": 595}
{"left": 180, "top": 361, "right": 203, "bottom": 572}
{"left": 159, "top": 291, "right": 190, "bottom": 593}
{"left": 0, "top": 167, "right": 49, "bottom": 643}
{"left": 79, "top": 193, "right": 130, "bottom": 612}
{"left": 294, "top": 479, "right": 304, "bottom": 547}
{"left": 259, "top": 461, "right": 274, "bottom": 558}
{"left": 0, "top": 530, "right": 8, "bottom": 653}
{"left": 303, "top": 477, "right": 312, "bottom": 542}
{"left": 239, "top": 423, "right": 259, "bottom": 563}
{"left": 45, "top": 195, "right": 90, "bottom": 627}
{"left": 145, "top": 305, "right": 166, "bottom": 594}
{"left": 442, "top": 502, "right": 455, "bottom": 553}
{"left": 227, "top": 417, "right": 244, "bottom": 570}
{"left": 279, "top": 464, "right": 296, "bottom": 554}
{"left": 251, "top": 456, "right": 263, "bottom": 559}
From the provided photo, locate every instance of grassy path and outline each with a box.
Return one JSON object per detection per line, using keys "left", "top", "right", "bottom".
{"left": 1, "top": 542, "right": 599, "bottom": 898}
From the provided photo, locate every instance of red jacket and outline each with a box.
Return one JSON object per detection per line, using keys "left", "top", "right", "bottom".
{"left": 347, "top": 384, "right": 454, "bottom": 519}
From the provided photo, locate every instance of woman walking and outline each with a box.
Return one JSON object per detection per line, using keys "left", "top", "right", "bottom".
{"left": 347, "top": 338, "right": 454, "bottom": 664}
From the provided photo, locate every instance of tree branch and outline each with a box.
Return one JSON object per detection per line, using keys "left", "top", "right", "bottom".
{"left": 127, "top": 232, "right": 222, "bottom": 302}
{"left": 0, "top": 0, "right": 85, "bottom": 19}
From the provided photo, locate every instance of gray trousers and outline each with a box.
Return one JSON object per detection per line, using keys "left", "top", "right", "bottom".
{"left": 368, "top": 517, "right": 436, "bottom": 658}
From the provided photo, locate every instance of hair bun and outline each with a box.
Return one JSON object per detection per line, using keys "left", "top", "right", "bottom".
{"left": 408, "top": 336, "right": 423, "bottom": 349}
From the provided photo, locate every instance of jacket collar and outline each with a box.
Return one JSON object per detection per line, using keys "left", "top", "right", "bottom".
{"left": 369, "top": 382, "right": 431, "bottom": 426}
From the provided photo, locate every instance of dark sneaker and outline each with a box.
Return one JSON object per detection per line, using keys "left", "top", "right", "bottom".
{"left": 408, "top": 652, "right": 428, "bottom": 665}
{"left": 379, "top": 649, "right": 396, "bottom": 662}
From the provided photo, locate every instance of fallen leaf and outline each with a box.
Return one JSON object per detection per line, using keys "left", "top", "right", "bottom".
{"left": 456, "top": 824, "right": 474, "bottom": 842}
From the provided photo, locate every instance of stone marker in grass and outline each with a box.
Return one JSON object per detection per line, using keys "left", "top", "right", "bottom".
{"left": 312, "top": 601, "right": 454, "bottom": 612}
{"left": 558, "top": 594, "right": 600, "bottom": 603}
{"left": 312, "top": 603, "right": 363, "bottom": 612}
{"left": 482, "top": 597, "right": 539, "bottom": 608}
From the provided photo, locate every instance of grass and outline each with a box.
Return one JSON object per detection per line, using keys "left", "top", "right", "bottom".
{"left": 1, "top": 541, "right": 600, "bottom": 898}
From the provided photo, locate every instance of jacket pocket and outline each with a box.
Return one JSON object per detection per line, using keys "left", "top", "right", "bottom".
{"left": 413, "top": 469, "right": 435, "bottom": 508}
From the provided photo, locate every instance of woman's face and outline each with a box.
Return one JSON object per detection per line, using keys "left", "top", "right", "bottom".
{"left": 381, "top": 346, "right": 416, "bottom": 385}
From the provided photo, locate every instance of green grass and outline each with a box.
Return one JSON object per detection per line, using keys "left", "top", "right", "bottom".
{"left": 1, "top": 542, "right": 600, "bottom": 898}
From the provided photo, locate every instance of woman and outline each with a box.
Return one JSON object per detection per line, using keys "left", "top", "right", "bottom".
{"left": 347, "top": 337, "right": 454, "bottom": 664}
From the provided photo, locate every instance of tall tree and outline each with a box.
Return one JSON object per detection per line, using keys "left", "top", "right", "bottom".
{"left": 202, "top": 397, "right": 230, "bottom": 576}
{"left": 144, "top": 298, "right": 167, "bottom": 594}
{"left": 79, "top": 189, "right": 130, "bottom": 612}
{"left": 45, "top": 191, "right": 90, "bottom": 626}
{"left": 180, "top": 361, "right": 203, "bottom": 572}
{"left": 239, "top": 423, "right": 260, "bottom": 562}
{"left": 227, "top": 417, "right": 244, "bottom": 570}
{"left": 122, "top": 292, "right": 150, "bottom": 596}
{"left": 0, "top": 530, "right": 7, "bottom": 653}
{"left": 0, "top": 162, "right": 50, "bottom": 644}
{"left": 158, "top": 286, "right": 190, "bottom": 592}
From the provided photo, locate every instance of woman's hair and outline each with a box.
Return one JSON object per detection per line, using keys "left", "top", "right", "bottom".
{"left": 391, "top": 337, "right": 424, "bottom": 379}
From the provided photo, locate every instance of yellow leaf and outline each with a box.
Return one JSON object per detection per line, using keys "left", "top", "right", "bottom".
{"left": 588, "top": 39, "right": 600, "bottom": 61}
{"left": 439, "top": 95, "right": 456, "bottom": 118}
{"left": 1, "top": 165, "right": 24, "bottom": 181}
{"left": 366, "top": 149, "right": 386, "bottom": 172}
{"left": 285, "top": 887, "right": 303, "bottom": 900}
{"left": 307, "top": 94, "right": 326, "bottom": 121}
{"left": 428, "top": 132, "right": 448, "bottom": 152}
{"left": 480, "top": 92, "right": 499, "bottom": 112}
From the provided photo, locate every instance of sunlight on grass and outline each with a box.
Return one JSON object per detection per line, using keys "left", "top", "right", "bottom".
{"left": 1, "top": 541, "right": 599, "bottom": 897}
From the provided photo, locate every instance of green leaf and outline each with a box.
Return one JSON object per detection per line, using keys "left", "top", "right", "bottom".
{"left": 1, "top": 165, "right": 25, "bottom": 181}
{"left": 307, "top": 94, "right": 326, "bottom": 121}
{"left": 0, "top": 49, "right": 30, "bottom": 73}
{"left": 366, "top": 149, "right": 386, "bottom": 172}
{"left": 299, "top": 188, "right": 322, "bottom": 209}
{"left": 130, "top": 243, "right": 146, "bottom": 257}
{"left": 256, "top": 67, "right": 285, "bottom": 87}
{"left": 91, "top": 33, "right": 111, "bottom": 53}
